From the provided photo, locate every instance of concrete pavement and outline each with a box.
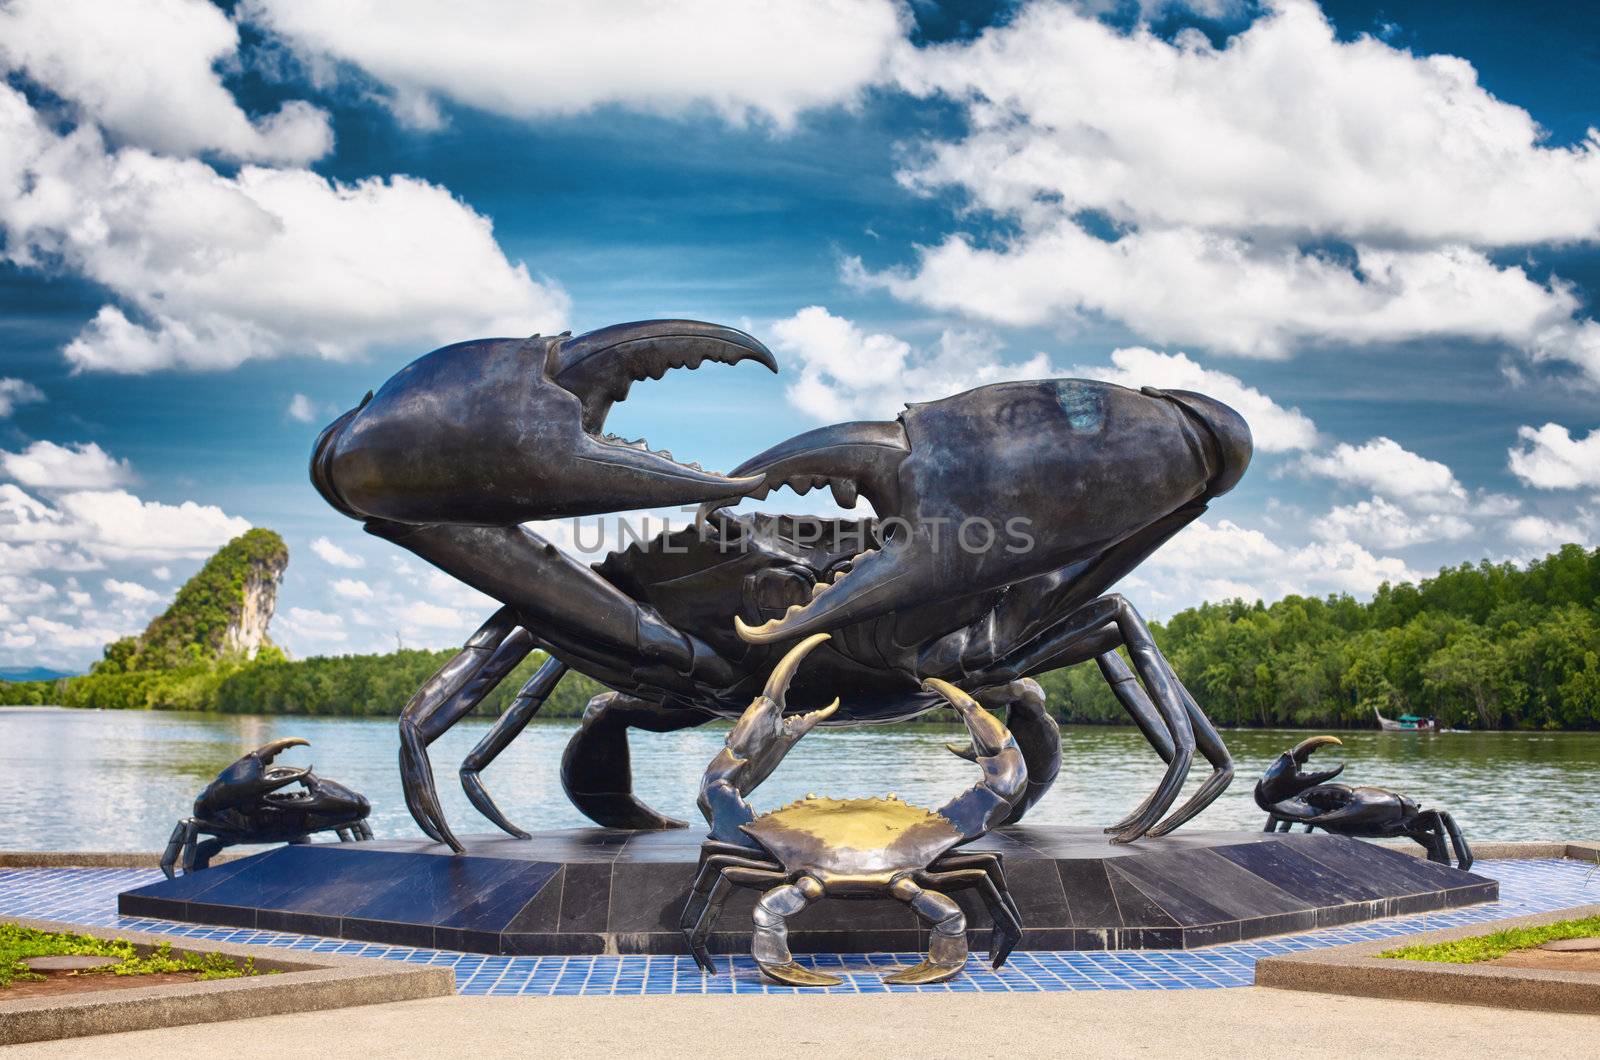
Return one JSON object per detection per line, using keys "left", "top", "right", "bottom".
{"left": 6, "top": 986, "right": 1597, "bottom": 1059}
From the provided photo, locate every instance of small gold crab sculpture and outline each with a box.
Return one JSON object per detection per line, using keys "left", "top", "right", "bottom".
{"left": 681, "top": 633, "right": 1027, "bottom": 986}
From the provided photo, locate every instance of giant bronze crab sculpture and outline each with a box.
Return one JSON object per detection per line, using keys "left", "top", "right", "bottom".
{"left": 1255, "top": 736, "right": 1474, "bottom": 869}
{"left": 311, "top": 319, "right": 1251, "bottom": 848}
{"left": 685, "top": 633, "right": 1025, "bottom": 986}
{"left": 162, "top": 738, "right": 372, "bottom": 878}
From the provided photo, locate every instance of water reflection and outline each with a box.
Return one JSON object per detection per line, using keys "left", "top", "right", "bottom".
{"left": 1, "top": 707, "right": 1596, "bottom": 850}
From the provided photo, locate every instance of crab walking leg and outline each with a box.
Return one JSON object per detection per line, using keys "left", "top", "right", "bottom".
{"left": 560, "top": 692, "right": 708, "bottom": 829}
{"left": 932, "top": 851, "right": 1020, "bottom": 925}
{"left": 460, "top": 656, "right": 569, "bottom": 838}
{"left": 680, "top": 854, "right": 785, "bottom": 972}
{"left": 1145, "top": 675, "right": 1235, "bottom": 837}
{"left": 190, "top": 837, "right": 226, "bottom": 873}
{"left": 680, "top": 852, "right": 783, "bottom": 941}
{"left": 160, "top": 820, "right": 196, "bottom": 880}
{"left": 918, "top": 867, "right": 1023, "bottom": 968}
{"left": 977, "top": 595, "right": 1197, "bottom": 843}
{"left": 181, "top": 825, "right": 201, "bottom": 876}
{"left": 884, "top": 878, "right": 968, "bottom": 985}
{"left": 747, "top": 876, "right": 842, "bottom": 987}
{"left": 1417, "top": 813, "right": 1452, "bottom": 864}
{"left": 690, "top": 866, "right": 794, "bottom": 977}
{"left": 1096, "top": 651, "right": 1174, "bottom": 834}
{"left": 366, "top": 520, "right": 730, "bottom": 689}
{"left": 1438, "top": 811, "right": 1474, "bottom": 870}
{"left": 397, "top": 607, "right": 525, "bottom": 850}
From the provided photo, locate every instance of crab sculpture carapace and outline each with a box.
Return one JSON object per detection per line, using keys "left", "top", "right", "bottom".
{"left": 683, "top": 634, "right": 1026, "bottom": 986}
{"left": 310, "top": 319, "right": 1253, "bottom": 850}
{"left": 1255, "top": 736, "right": 1474, "bottom": 870}
{"left": 161, "top": 738, "right": 373, "bottom": 878}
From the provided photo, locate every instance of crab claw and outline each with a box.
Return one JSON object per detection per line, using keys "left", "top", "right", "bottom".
{"left": 698, "top": 633, "right": 838, "bottom": 843}
{"left": 731, "top": 380, "right": 1252, "bottom": 645}
{"left": 255, "top": 736, "right": 310, "bottom": 762}
{"left": 925, "top": 678, "right": 1027, "bottom": 840}
{"left": 724, "top": 633, "right": 839, "bottom": 789}
{"left": 1254, "top": 735, "right": 1345, "bottom": 810}
{"left": 195, "top": 738, "right": 312, "bottom": 816}
{"left": 313, "top": 319, "right": 775, "bottom": 526}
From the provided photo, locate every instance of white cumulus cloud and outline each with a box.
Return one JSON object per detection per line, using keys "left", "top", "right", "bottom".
{"left": 869, "top": 0, "right": 1600, "bottom": 378}
{"left": 770, "top": 305, "right": 1060, "bottom": 420}
{"left": 286, "top": 393, "right": 318, "bottom": 423}
{"left": 1508, "top": 423, "right": 1600, "bottom": 490}
{"left": 52, "top": 490, "right": 251, "bottom": 561}
{"left": 0, "top": 378, "right": 44, "bottom": 418}
{"left": 0, "top": 441, "right": 134, "bottom": 490}
{"left": 1313, "top": 496, "right": 1472, "bottom": 550}
{"left": 103, "top": 578, "right": 161, "bottom": 604}
{"left": 0, "top": 83, "right": 569, "bottom": 373}
{"left": 0, "top": 0, "right": 333, "bottom": 164}
{"left": 330, "top": 577, "right": 374, "bottom": 601}
{"left": 310, "top": 536, "right": 365, "bottom": 569}
{"left": 1141, "top": 516, "right": 1422, "bottom": 607}
{"left": 244, "top": 0, "right": 909, "bottom": 128}
{"left": 1505, "top": 511, "right": 1598, "bottom": 552}
{"left": 1296, "top": 437, "right": 1465, "bottom": 508}
{"left": 0, "top": 480, "right": 250, "bottom": 565}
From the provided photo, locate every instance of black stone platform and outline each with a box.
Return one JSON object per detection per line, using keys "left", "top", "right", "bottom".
{"left": 118, "top": 827, "right": 1496, "bottom": 955}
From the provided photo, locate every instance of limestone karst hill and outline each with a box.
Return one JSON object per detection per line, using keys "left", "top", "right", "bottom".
{"left": 97, "top": 529, "right": 288, "bottom": 673}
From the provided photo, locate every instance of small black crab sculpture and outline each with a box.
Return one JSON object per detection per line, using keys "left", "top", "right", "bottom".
{"left": 161, "top": 738, "right": 373, "bottom": 878}
{"left": 1254, "top": 736, "right": 1473, "bottom": 870}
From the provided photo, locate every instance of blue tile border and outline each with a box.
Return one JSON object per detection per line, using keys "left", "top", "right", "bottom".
{"left": 0, "top": 859, "right": 1593, "bottom": 996}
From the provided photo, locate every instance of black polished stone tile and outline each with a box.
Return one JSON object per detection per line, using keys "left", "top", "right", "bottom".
{"left": 256, "top": 908, "right": 340, "bottom": 938}
{"left": 1175, "top": 919, "right": 1243, "bottom": 947}
{"left": 614, "top": 829, "right": 709, "bottom": 862}
{"left": 341, "top": 916, "right": 436, "bottom": 948}
{"left": 501, "top": 931, "right": 608, "bottom": 956}
{"left": 1004, "top": 856, "right": 1072, "bottom": 924}
{"left": 1213, "top": 838, "right": 1387, "bottom": 904}
{"left": 606, "top": 862, "right": 701, "bottom": 934}
{"left": 437, "top": 862, "right": 561, "bottom": 931}
{"left": 337, "top": 854, "right": 535, "bottom": 925}
{"left": 1115, "top": 849, "right": 1311, "bottom": 918}
{"left": 182, "top": 900, "right": 258, "bottom": 929}
{"left": 1102, "top": 866, "right": 1179, "bottom": 928}
{"left": 557, "top": 861, "right": 614, "bottom": 934}
{"left": 1293, "top": 836, "right": 1468, "bottom": 894}
{"left": 182, "top": 846, "right": 390, "bottom": 912}
{"left": 1124, "top": 926, "right": 1184, "bottom": 949}
{"left": 1056, "top": 859, "right": 1120, "bottom": 928}
{"left": 1107, "top": 863, "right": 1235, "bottom": 927}
{"left": 434, "top": 927, "right": 501, "bottom": 954}
{"left": 1019, "top": 927, "right": 1077, "bottom": 950}
{"left": 1239, "top": 910, "right": 1314, "bottom": 939}
{"left": 500, "top": 866, "right": 567, "bottom": 934}
{"left": 117, "top": 892, "right": 185, "bottom": 920}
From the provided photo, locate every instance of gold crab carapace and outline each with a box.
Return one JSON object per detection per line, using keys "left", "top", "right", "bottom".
{"left": 682, "top": 634, "right": 1028, "bottom": 986}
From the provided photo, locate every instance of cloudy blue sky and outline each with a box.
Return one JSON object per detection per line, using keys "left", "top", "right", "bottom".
{"left": 1, "top": 0, "right": 1597, "bottom": 671}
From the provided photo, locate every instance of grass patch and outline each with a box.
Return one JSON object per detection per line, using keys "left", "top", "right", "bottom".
{"left": 1, "top": 923, "right": 260, "bottom": 987}
{"left": 1381, "top": 915, "right": 1600, "bottom": 964}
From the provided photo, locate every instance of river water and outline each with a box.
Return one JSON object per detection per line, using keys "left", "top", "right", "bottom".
{"left": 0, "top": 707, "right": 1595, "bottom": 851}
